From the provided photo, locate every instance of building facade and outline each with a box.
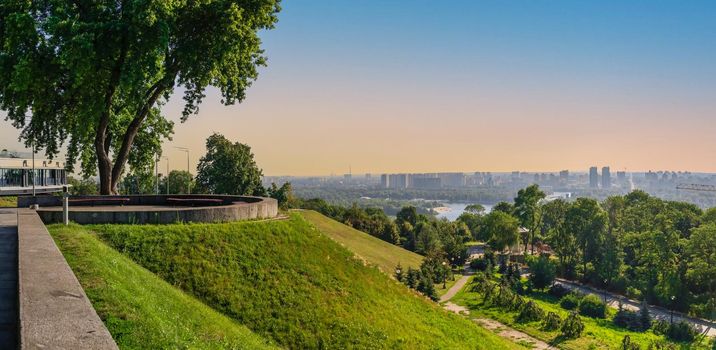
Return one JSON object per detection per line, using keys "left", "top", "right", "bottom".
{"left": 589, "top": 166, "right": 599, "bottom": 188}
{"left": 0, "top": 158, "right": 68, "bottom": 195}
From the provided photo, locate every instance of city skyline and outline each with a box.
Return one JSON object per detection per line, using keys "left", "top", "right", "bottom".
{"left": 2, "top": 0, "right": 716, "bottom": 176}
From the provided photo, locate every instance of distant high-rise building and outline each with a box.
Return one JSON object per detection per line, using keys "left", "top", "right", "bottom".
{"left": 559, "top": 170, "right": 569, "bottom": 182}
{"left": 438, "top": 173, "right": 465, "bottom": 187}
{"left": 617, "top": 171, "right": 626, "bottom": 182}
{"left": 380, "top": 174, "right": 389, "bottom": 188}
{"left": 601, "top": 166, "right": 611, "bottom": 189}
{"left": 388, "top": 174, "right": 408, "bottom": 189}
{"left": 412, "top": 177, "right": 441, "bottom": 189}
{"left": 589, "top": 167, "right": 599, "bottom": 188}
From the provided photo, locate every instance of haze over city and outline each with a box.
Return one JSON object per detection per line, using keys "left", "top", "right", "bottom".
{"left": 2, "top": 0, "right": 716, "bottom": 175}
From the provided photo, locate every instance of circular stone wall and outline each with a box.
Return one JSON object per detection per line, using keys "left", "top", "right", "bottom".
{"left": 19, "top": 195, "right": 278, "bottom": 225}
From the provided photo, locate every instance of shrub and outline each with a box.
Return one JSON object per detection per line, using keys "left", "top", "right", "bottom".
{"left": 528, "top": 255, "right": 556, "bottom": 290}
{"left": 542, "top": 312, "right": 561, "bottom": 331}
{"left": 516, "top": 301, "right": 544, "bottom": 323}
{"left": 549, "top": 284, "right": 571, "bottom": 298}
{"left": 469, "top": 258, "right": 489, "bottom": 271}
{"left": 613, "top": 309, "right": 649, "bottom": 332}
{"left": 578, "top": 294, "right": 606, "bottom": 318}
{"left": 621, "top": 335, "right": 641, "bottom": 350}
{"left": 665, "top": 321, "right": 697, "bottom": 342}
{"left": 646, "top": 340, "right": 677, "bottom": 350}
{"left": 560, "top": 293, "right": 582, "bottom": 310}
{"left": 652, "top": 320, "right": 669, "bottom": 336}
{"left": 560, "top": 312, "right": 584, "bottom": 339}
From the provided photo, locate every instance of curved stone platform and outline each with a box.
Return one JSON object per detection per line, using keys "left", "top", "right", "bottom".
{"left": 19, "top": 195, "right": 278, "bottom": 225}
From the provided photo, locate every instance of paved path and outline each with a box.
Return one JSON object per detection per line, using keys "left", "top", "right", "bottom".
{"left": 0, "top": 209, "right": 17, "bottom": 348}
{"left": 555, "top": 278, "right": 716, "bottom": 337}
{"left": 440, "top": 274, "right": 471, "bottom": 303}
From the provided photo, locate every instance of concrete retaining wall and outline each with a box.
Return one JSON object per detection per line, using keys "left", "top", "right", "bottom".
{"left": 17, "top": 209, "right": 117, "bottom": 349}
{"left": 20, "top": 195, "right": 278, "bottom": 225}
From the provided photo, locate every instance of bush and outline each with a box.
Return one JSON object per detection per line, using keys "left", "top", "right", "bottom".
{"left": 652, "top": 320, "right": 669, "bottom": 336}
{"left": 613, "top": 309, "right": 649, "bottom": 332}
{"left": 528, "top": 255, "right": 556, "bottom": 290}
{"left": 516, "top": 301, "right": 544, "bottom": 323}
{"left": 578, "top": 294, "right": 606, "bottom": 318}
{"left": 647, "top": 340, "right": 677, "bottom": 350}
{"left": 469, "top": 258, "right": 489, "bottom": 271}
{"left": 621, "top": 335, "right": 641, "bottom": 350}
{"left": 665, "top": 321, "right": 697, "bottom": 342}
{"left": 549, "top": 284, "right": 571, "bottom": 299}
{"left": 542, "top": 311, "right": 561, "bottom": 331}
{"left": 560, "top": 293, "right": 582, "bottom": 310}
{"left": 560, "top": 312, "right": 584, "bottom": 339}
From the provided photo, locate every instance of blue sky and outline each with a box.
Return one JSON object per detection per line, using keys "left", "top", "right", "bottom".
{"left": 2, "top": 1, "right": 715, "bottom": 174}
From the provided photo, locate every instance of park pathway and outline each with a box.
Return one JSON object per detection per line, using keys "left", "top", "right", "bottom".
{"left": 0, "top": 209, "right": 17, "bottom": 348}
{"left": 440, "top": 265, "right": 554, "bottom": 349}
{"left": 555, "top": 278, "right": 716, "bottom": 337}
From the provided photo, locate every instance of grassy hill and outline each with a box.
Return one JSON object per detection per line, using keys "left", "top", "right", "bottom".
{"left": 0, "top": 196, "right": 16, "bottom": 207}
{"left": 49, "top": 224, "right": 276, "bottom": 350}
{"left": 82, "top": 213, "right": 518, "bottom": 349}
{"left": 297, "top": 210, "right": 423, "bottom": 273}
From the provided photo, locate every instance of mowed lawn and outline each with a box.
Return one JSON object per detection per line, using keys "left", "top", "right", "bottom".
{"left": 86, "top": 214, "right": 519, "bottom": 349}
{"left": 49, "top": 224, "right": 276, "bottom": 350}
{"left": 298, "top": 210, "right": 423, "bottom": 273}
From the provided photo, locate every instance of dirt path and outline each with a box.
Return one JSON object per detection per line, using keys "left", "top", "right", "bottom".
{"left": 440, "top": 269, "right": 553, "bottom": 349}
{"left": 475, "top": 318, "right": 554, "bottom": 350}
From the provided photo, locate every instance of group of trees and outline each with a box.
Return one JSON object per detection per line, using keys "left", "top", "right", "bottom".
{"left": 0, "top": 1, "right": 281, "bottom": 194}
{"left": 298, "top": 198, "right": 471, "bottom": 269}
{"left": 462, "top": 184, "right": 716, "bottom": 321}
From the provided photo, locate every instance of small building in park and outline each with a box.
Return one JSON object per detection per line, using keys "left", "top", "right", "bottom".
{"left": 0, "top": 156, "right": 68, "bottom": 196}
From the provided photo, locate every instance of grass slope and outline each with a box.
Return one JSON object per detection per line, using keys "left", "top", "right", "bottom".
{"left": 452, "top": 276, "right": 710, "bottom": 350}
{"left": 298, "top": 210, "right": 423, "bottom": 273}
{"left": 49, "top": 224, "right": 276, "bottom": 350}
{"left": 89, "top": 214, "right": 519, "bottom": 350}
{"left": 0, "top": 196, "right": 16, "bottom": 207}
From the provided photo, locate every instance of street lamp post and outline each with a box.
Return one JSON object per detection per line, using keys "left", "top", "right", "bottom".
{"left": 154, "top": 156, "right": 160, "bottom": 195}
{"left": 175, "top": 147, "right": 190, "bottom": 194}
{"left": 164, "top": 157, "right": 169, "bottom": 195}
{"left": 603, "top": 279, "right": 608, "bottom": 304}
{"left": 442, "top": 261, "right": 448, "bottom": 289}
{"left": 670, "top": 296, "right": 676, "bottom": 324}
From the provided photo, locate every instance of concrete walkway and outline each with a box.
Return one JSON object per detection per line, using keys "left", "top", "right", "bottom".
{"left": 0, "top": 209, "right": 18, "bottom": 348}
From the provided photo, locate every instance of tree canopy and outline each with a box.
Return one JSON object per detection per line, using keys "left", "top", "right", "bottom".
{"left": 0, "top": 0, "right": 281, "bottom": 193}
{"left": 195, "top": 133, "right": 265, "bottom": 196}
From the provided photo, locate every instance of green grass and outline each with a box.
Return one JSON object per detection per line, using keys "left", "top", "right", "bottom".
{"left": 0, "top": 196, "right": 16, "bottom": 207}
{"left": 452, "top": 276, "right": 710, "bottom": 350}
{"left": 49, "top": 224, "right": 276, "bottom": 350}
{"left": 83, "top": 213, "right": 520, "bottom": 350}
{"left": 297, "top": 210, "right": 423, "bottom": 273}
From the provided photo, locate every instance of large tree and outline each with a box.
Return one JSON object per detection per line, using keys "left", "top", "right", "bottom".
{"left": 514, "top": 184, "right": 545, "bottom": 254}
{"left": 195, "top": 133, "right": 265, "bottom": 195}
{"left": 0, "top": 1, "right": 280, "bottom": 194}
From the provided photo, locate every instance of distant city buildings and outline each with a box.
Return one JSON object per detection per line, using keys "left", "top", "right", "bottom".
{"left": 589, "top": 167, "right": 599, "bottom": 188}
{"left": 601, "top": 166, "right": 611, "bottom": 189}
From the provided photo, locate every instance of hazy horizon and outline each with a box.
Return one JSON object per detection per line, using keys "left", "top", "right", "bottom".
{"left": 2, "top": 0, "right": 716, "bottom": 176}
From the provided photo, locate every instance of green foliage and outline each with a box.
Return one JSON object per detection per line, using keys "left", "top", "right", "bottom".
{"left": 89, "top": 214, "right": 513, "bottom": 349}
{"left": 560, "top": 311, "right": 585, "bottom": 339}
{"left": 196, "top": 134, "right": 266, "bottom": 196}
{"left": 578, "top": 294, "right": 607, "bottom": 318}
{"left": 542, "top": 311, "right": 562, "bottom": 331}
{"left": 517, "top": 300, "right": 545, "bottom": 323}
{"left": 0, "top": 196, "right": 16, "bottom": 208}
{"left": 664, "top": 321, "right": 697, "bottom": 342}
{"left": 267, "top": 182, "right": 294, "bottom": 209}
{"left": 560, "top": 293, "right": 583, "bottom": 310}
{"left": 161, "top": 170, "right": 194, "bottom": 194}
{"left": 514, "top": 184, "right": 545, "bottom": 253}
{"left": 621, "top": 335, "right": 641, "bottom": 350}
{"left": 67, "top": 176, "right": 99, "bottom": 195}
{"left": 48, "top": 224, "right": 275, "bottom": 349}
{"left": 483, "top": 211, "right": 519, "bottom": 252}
{"left": 0, "top": 1, "right": 280, "bottom": 193}
{"left": 470, "top": 257, "right": 490, "bottom": 272}
{"left": 613, "top": 308, "right": 651, "bottom": 332}
{"left": 120, "top": 169, "right": 157, "bottom": 195}
{"left": 529, "top": 255, "right": 557, "bottom": 290}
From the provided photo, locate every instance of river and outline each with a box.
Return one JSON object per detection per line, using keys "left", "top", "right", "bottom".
{"left": 433, "top": 202, "right": 494, "bottom": 221}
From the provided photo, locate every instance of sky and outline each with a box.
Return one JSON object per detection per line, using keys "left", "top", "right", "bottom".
{"left": 2, "top": 0, "right": 716, "bottom": 176}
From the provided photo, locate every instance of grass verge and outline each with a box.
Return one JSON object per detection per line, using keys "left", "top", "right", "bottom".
{"left": 49, "top": 224, "right": 276, "bottom": 350}
{"left": 87, "top": 213, "right": 520, "bottom": 349}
